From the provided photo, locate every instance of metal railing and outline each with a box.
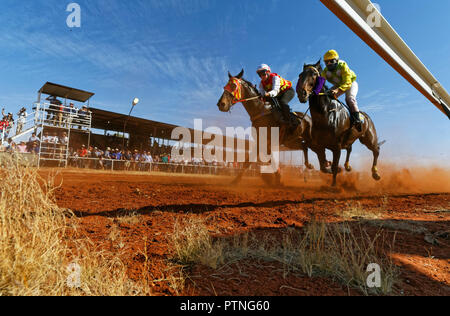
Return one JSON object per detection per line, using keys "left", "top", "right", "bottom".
{"left": 33, "top": 103, "right": 92, "bottom": 131}
{"left": 64, "top": 156, "right": 260, "bottom": 177}
{"left": 32, "top": 103, "right": 92, "bottom": 167}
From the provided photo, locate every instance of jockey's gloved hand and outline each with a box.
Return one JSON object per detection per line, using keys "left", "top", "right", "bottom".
{"left": 325, "top": 90, "right": 334, "bottom": 98}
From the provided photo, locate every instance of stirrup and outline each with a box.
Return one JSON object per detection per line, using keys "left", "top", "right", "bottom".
{"left": 352, "top": 119, "right": 362, "bottom": 132}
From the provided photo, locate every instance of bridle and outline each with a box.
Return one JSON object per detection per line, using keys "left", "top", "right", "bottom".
{"left": 222, "top": 77, "right": 272, "bottom": 123}
{"left": 223, "top": 78, "right": 260, "bottom": 105}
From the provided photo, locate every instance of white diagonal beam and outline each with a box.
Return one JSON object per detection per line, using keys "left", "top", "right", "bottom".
{"left": 320, "top": 0, "right": 450, "bottom": 119}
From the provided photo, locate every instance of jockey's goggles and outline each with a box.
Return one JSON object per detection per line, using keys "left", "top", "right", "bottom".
{"left": 257, "top": 70, "right": 268, "bottom": 77}
{"left": 325, "top": 59, "right": 338, "bottom": 65}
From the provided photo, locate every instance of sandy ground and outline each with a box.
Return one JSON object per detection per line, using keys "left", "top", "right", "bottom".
{"left": 46, "top": 166, "right": 450, "bottom": 296}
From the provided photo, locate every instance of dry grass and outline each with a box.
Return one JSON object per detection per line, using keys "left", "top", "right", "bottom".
{"left": 171, "top": 217, "right": 225, "bottom": 269}
{"left": 0, "top": 154, "right": 149, "bottom": 296}
{"left": 170, "top": 216, "right": 398, "bottom": 296}
{"left": 339, "top": 202, "right": 383, "bottom": 220}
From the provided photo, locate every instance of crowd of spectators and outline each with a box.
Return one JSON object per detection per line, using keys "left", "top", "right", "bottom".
{"left": 43, "top": 96, "right": 91, "bottom": 129}
{"left": 1, "top": 107, "right": 29, "bottom": 140}
{"left": 0, "top": 129, "right": 71, "bottom": 158}
{"left": 0, "top": 96, "right": 91, "bottom": 144}
{"left": 0, "top": 132, "right": 40, "bottom": 154}
{"left": 67, "top": 144, "right": 248, "bottom": 175}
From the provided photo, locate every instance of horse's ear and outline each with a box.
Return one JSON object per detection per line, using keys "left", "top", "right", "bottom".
{"left": 236, "top": 69, "right": 244, "bottom": 79}
{"left": 315, "top": 59, "right": 321, "bottom": 68}
{"left": 228, "top": 71, "right": 232, "bottom": 79}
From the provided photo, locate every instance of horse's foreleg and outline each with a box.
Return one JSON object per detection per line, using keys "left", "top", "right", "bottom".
{"left": 344, "top": 146, "right": 353, "bottom": 172}
{"left": 315, "top": 147, "right": 331, "bottom": 174}
{"left": 331, "top": 149, "right": 342, "bottom": 187}
{"left": 302, "top": 143, "right": 314, "bottom": 170}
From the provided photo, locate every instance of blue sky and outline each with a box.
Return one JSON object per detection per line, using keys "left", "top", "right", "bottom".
{"left": 0, "top": 0, "right": 449, "bottom": 167}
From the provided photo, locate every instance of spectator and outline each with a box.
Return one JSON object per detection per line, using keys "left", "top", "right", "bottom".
{"left": 77, "top": 105, "right": 89, "bottom": 129}
{"left": 30, "top": 141, "right": 39, "bottom": 155}
{"left": 9, "top": 140, "right": 17, "bottom": 153}
{"left": 57, "top": 132, "right": 69, "bottom": 159}
{"left": 28, "top": 132, "right": 40, "bottom": 144}
{"left": 78, "top": 144, "right": 88, "bottom": 157}
{"left": 112, "top": 148, "right": 122, "bottom": 160}
{"left": 77, "top": 145, "right": 88, "bottom": 168}
{"left": 93, "top": 147, "right": 104, "bottom": 169}
{"left": 123, "top": 150, "right": 132, "bottom": 170}
{"left": 50, "top": 132, "right": 58, "bottom": 158}
{"left": 1, "top": 109, "right": 14, "bottom": 138}
{"left": 0, "top": 118, "right": 5, "bottom": 140}
{"left": 103, "top": 147, "right": 112, "bottom": 169}
{"left": 104, "top": 147, "right": 111, "bottom": 159}
{"left": 16, "top": 107, "right": 27, "bottom": 135}
{"left": 1, "top": 138, "right": 11, "bottom": 152}
{"left": 65, "top": 102, "right": 78, "bottom": 128}
{"left": 46, "top": 96, "right": 62, "bottom": 125}
{"left": 56, "top": 103, "right": 65, "bottom": 127}
{"left": 17, "top": 141, "right": 28, "bottom": 153}
{"left": 41, "top": 131, "right": 52, "bottom": 158}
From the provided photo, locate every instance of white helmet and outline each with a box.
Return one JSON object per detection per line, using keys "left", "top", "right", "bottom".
{"left": 257, "top": 64, "right": 271, "bottom": 73}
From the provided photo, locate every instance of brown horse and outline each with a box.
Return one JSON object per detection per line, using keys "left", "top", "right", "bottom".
{"left": 297, "top": 61, "right": 382, "bottom": 186}
{"left": 217, "top": 69, "right": 316, "bottom": 185}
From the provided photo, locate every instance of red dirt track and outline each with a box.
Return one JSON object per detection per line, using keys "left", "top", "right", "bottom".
{"left": 48, "top": 166, "right": 450, "bottom": 296}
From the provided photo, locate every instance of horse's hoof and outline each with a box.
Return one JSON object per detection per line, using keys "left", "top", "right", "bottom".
{"left": 321, "top": 167, "right": 332, "bottom": 174}
{"left": 306, "top": 163, "right": 315, "bottom": 170}
{"left": 345, "top": 164, "right": 352, "bottom": 172}
{"left": 372, "top": 173, "right": 381, "bottom": 181}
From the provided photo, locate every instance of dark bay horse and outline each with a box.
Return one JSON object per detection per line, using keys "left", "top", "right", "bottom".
{"left": 296, "top": 61, "right": 382, "bottom": 186}
{"left": 217, "top": 69, "right": 316, "bottom": 185}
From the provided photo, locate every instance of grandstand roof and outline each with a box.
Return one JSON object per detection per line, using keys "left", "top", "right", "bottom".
{"left": 89, "top": 107, "right": 251, "bottom": 147}
{"left": 38, "top": 82, "right": 95, "bottom": 103}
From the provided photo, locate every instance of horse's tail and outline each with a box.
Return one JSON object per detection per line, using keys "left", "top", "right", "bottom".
{"left": 378, "top": 140, "right": 386, "bottom": 147}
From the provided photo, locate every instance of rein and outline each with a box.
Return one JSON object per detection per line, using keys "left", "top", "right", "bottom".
{"left": 234, "top": 96, "right": 261, "bottom": 103}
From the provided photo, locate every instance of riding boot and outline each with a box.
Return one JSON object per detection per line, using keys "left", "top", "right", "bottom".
{"left": 351, "top": 112, "right": 362, "bottom": 132}
{"left": 282, "top": 106, "right": 298, "bottom": 134}
{"left": 271, "top": 98, "right": 288, "bottom": 125}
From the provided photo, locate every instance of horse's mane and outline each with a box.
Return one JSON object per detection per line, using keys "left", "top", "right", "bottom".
{"left": 241, "top": 78, "right": 261, "bottom": 97}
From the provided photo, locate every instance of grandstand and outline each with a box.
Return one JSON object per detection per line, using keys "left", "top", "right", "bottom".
{"left": 1, "top": 82, "right": 259, "bottom": 171}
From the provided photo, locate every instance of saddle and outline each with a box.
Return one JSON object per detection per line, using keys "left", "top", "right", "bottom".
{"left": 326, "top": 97, "right": 364, "bottom": 131}
{"left": 265, "top": 98, "right": 298, "bottom": 128}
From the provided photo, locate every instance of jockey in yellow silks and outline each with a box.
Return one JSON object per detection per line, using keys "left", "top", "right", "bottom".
{"left": 321, "top": 50, "right": 362, "bottom": 131}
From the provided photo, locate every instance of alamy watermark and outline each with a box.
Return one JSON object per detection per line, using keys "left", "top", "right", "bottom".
{"left": 171, "top": 119, "right": 280, "bottom": 174}
{"left": 66, "top": 3, "right": 81, "bottom": 28}
{"left": 66, "top": 262, "right": 81, "bottom": 288}
{"left": 366, "top": 3, "right": 382, "bottom": 28}
{"left": 366, "top": 263, "right": 381, "bottom": 288}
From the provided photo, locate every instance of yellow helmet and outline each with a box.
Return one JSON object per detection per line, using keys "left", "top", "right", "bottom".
{"left": 324, "top": 50, "right": 339, "bottom": 61}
